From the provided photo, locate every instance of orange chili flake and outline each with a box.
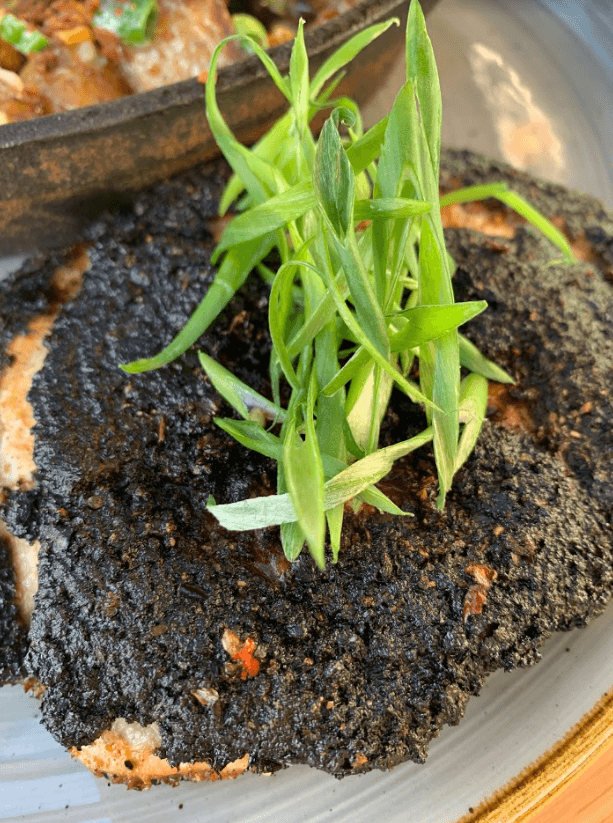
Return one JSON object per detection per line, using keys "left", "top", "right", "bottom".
{"left": 462, "top": 586, "right": 488, "bottom": 621}
{"left": 56, "top": 25, "right": 92, "bottom": 45}
{"left": 463, "top": 564, "right": 498, "bottom": 622}
{"left": 465, "top": 564, "right": 497, "bottom": 588}
{"left": 222, "top": 629, "right": 261, "bottom": 679}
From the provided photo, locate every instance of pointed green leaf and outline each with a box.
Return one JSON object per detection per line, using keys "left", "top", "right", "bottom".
{"left": 219, "top": 114, "right": 292, "bottom": 214}
{"left": 236, "top": 35, "right": 291, "bottom": 103}
{"left": 346, "top": 116, "right": 388, "bottom": 174}
{"left": 322, "top": 428, "right": 433, "bottom": 508}
{"left": 337, "top": 231, "right": 390, "bottom": 360}
{"left": 406, "top": 0, "right": 442, "bottom": 175}
{"left": 459, "top": 334, "right": 514, "bottom": 383}
{"left": 214, "top": 418, "right": 283, "bottom": 461}
{"left": 378, "top": 81, "right": 420, "bottom": 199}
{"left": 289, "top": 19, "right": 309, "bottom": 124}
{"left": 439, "top": 183, "right": 574, "bottom": 260}
{"left": 310, "top": 19, "right": 399, "bottom": 97}
{"left": 215, "top": 179, "right": 315, "bottom": 254}
{"left": 357, "top": 485, "right": 410, "bottom": 516}
{"left": 269, "top": 251, "right": 317, "bottom": 390}
{"left": 390, "top": 301, "right": 487, "bottom": 351}
{"left": 418, "top": 219, "right": 460, "bottom": 509}
{"left": 313, "top": 113, "right": 355, "bottom": 238}
{"left": 322, "top": 347, "right": 369, "bottom": 396}
{"left": 353, "top": 197, "right": 431, "bottom": 221}
{"left": 206, "top": 39, "right": 285, "bottom": 204}
{"left": 282, "top": 391, "right": 326, "bottom": 567}
{"left": 199, "top": 351, "right": 285, "bottom": 420}
{"left": 326, "top": 504, "right": 344, "bottom": 563}
{"left": 281, "top": 521, "right": 306, "bottom": 561}
{"left": 207, "top": 492, "right": 298, "bottom": 530}
{"left": 455, "top": 373, "right": 488, "bottom": 471}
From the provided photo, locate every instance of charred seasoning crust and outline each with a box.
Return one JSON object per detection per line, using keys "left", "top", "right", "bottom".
{"left": 2, "top": 152, "right": 612, "bottom": 778}
{"left": 0, "top": 531, "right": 27, "bottom": 683}
{"left": 0, "top": 247, "right": 75, "bottom": 684}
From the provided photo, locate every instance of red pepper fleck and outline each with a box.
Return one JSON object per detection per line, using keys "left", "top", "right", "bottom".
{"left": 463, "top": 564, "right": 498, "bottom": 622}
{"left": 465, "top": 564, "right": 497, "bottom": 588}
{"left": 463, "top": 585, "right": 488, "bottom": 621}
{"left": 234, "top": 637, "right": 260, "bottom": 679}
{"left": 222, "top": 629, "right": 261, "bottom": 679}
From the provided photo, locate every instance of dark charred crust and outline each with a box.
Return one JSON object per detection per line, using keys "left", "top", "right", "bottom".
{"left": 440, "top": 147, "right": 613, "bottom": 254}
{"left": 0, "top": 252, "right": 66, "bottom": 377}
{"left": 0, "top": 532, "right": 27, "bottom": 684}
{"left": 448, "top": 226, "right": 613, "bottom": 518}
{"left": 1, "top": 153, "right": 612, "bottom": 778}
{"left": 2, "top": 488, "right": 40, "bottom": 543}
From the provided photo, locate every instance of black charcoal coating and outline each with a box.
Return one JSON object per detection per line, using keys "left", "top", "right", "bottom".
{"left": 0, "top": 532, "right": 27, "bottom": 684}
{"left": 3, "top": 152, "right": 612, "bottom": 777}
{"left": 0, "top": 249, "right": 78, "bottom": 544}
{"left": 0, "top": 248, "right": 73, "bottom": 682}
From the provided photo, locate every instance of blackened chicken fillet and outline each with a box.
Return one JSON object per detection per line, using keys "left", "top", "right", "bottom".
{"left": 0, "top": 151, "right": 612, "bottom": 783}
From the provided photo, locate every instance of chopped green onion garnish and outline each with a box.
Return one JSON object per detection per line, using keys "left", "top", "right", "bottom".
{"left": 93, "top": 0, "right": 158, "bottom": 47}
{"left": 0, "top": 13, "right": 48, "bottom": 54}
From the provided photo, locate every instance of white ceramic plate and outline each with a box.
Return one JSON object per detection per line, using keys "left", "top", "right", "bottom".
{"left": 1, "top": 1, "right": 613, "bottom": 820}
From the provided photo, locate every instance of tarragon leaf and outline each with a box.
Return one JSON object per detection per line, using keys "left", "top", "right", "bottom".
{"left": 198, "top": 352, "right": 285, "bottom": 421}
{"left": 406, "top": 0, "right": 442, "bottom": 176}
{"left": 215, "top": 179, "right": 315, "bottom": 255}
{"left": 390, "top": 301, "right": 487, "bottom": 351}
{"left": 353, "top": 197, "right": 431, "bottom": 222}
{"left": 440, "top": 183, "right": 574, "bottom": 260}
{"left": 313, "top": 111, "right": 356, "bottom": 239}
{"left": 459, "top": 334, "right": 514, "bottom": 384}
{"left": 455, "top": 373, "right": 488, "bottom": 471}
{"left": 310, "top": 19, "right": 399, "bottom": 97}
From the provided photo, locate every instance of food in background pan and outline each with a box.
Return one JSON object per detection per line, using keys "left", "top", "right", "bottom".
{"left": 0, "top": 0, "right": 355, "bottom": 123}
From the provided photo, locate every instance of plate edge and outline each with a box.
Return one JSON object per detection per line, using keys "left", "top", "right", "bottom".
{"left": 455, "top": 686, "right": 613, "bottom": 823}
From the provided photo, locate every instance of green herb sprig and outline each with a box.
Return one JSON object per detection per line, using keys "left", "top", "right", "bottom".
{"left": 231, "top": 14, "right": 268, "bottom": 53}
{"left": 123, "top": 2, "right": 573, "bottom": 568}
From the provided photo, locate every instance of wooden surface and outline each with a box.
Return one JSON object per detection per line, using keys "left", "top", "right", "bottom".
{"left": 529, "top": 743, "right": 613, "bottom": 823}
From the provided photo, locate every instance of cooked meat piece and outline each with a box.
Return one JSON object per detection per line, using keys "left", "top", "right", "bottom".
{"left": 18, "top": 46, "right": 131, "bottom": 113}
{"left": 0, "top": 0, "right": 241, "bottom": 122}
{"left": 119, "top": 0, "right": 242, "bottom": 93}
{"left": 0, "top": 39, "right": 25, "bottom": 73}
{"left": 1, "top": 151, "right": 612, "bottom": 784}
{"left": 7, "top": 0, "right": 95, "bottom": 33}
{"left": 0, "top": 65, "right": 52, "bottom": 122}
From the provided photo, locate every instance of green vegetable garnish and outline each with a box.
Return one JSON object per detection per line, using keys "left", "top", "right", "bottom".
{"left": 93, "top": 0, "right": 158, "bottom": 47}
{"left": 0, "top": 13, "right": 48, "bottom": 54}
{"left": 123, "top": 2, "right": 574, "bottom": 568}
